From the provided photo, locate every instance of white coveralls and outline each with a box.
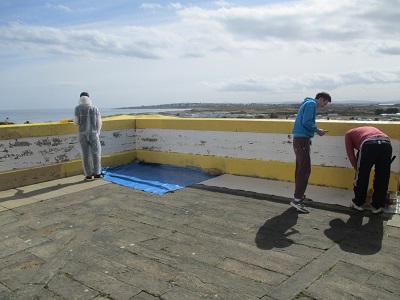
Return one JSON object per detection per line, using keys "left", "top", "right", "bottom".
{"left": 74, "top": 96, "right": 102, "bottom": 176}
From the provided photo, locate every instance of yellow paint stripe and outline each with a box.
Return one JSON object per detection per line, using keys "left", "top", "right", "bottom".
{"left": 136, "top": 117, "right": 400, "bottom": 138}
{"left": 315, "top": 120, "right": 400, "bottom": 139}
{"left": 2, "top": 115, "right": 399, "bottom": 138}
{"left": 136, "top": 149, "right": 398, "bottom": 191}
{"left": 0, "top": 150, "right": 137, "bottom": 191}
{"left": 0, "top": 117, "right": 135, "bottom": 139}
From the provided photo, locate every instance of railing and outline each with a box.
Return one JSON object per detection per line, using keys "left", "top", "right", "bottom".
{"left": 1, "top": 115, "right": 399, "bottom": 192}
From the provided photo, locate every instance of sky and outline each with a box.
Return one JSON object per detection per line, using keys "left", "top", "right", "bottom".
{"left": 0, "top": 0, "right": 399, "bottom": 110}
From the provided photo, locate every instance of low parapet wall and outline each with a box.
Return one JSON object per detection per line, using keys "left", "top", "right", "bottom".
{"left": 0, "top": 116, "right": 137, "bottom": 190}
{"left": 134, "top": 118, "right": 400, "bottom": 191}
{"left": 1, "top": 115, "right": 399, "bottom": 192}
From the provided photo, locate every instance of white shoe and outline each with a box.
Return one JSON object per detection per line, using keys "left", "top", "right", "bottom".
{"left": 290, "top": 199, "right": 309, "bottom": 213}
{"left": 372, "top": 207, "right": 383, "bottom": 214}
{"left": 350, "top": 201, "right": 364, "bottom": 211}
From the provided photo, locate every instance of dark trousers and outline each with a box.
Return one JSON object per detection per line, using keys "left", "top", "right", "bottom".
{"left": 293, "top": 137, "right": 311, "bottom": 199}
{"left": 353, "top": 141, "right": 392, "bottom": 209}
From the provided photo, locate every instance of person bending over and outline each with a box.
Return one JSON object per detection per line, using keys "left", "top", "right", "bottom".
{"left": 345, "top": 126, "right": 392, "bottom": 214}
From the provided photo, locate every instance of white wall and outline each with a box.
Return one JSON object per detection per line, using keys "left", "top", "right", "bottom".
{"left": 0, "top": 129, "right": 136, "bottom": 172}
{"left": 136, "top": 128, "right": 400, "bottom": 172}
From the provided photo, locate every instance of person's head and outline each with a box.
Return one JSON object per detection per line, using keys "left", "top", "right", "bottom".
{"left": 79, "top": 91, "right": 91, "bottom": 105}
{"left": 315, "top": 92, "right": 331, "bottom": 108}
{"left": 80, "top": 92, "right": 90, "bottom": 98}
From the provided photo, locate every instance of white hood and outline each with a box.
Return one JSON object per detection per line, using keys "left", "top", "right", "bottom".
{"left": 79, "top": 96, "right": 92, "bottom": 105}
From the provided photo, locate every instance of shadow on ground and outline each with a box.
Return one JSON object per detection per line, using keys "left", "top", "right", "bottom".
{"left": 255, "top": 207, "right": 299, "bottom": 250}
{"left": 0, "top": 181, "right": 87, "bottom": 203}
{"left": 324, "top": 212, "right": 386, "bottom": 255}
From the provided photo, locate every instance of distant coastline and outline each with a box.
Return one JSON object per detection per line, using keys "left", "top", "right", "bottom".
{"left": 141, "top": 102, "right": 400, "bottom": 122}
{"left": 1, "top": 101, "right": 400, "bottom": 125}
{"left": 117, "top": 100, "right": 400, "bottom": 110}
{"left": 0, "top": 108, "right": 187, "bottom": 125}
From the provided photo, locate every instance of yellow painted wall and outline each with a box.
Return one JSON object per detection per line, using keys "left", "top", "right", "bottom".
{"left": 135, "top": 150, "right": 398, "bottom": 191}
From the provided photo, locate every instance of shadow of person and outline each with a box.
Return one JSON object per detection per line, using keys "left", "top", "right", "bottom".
{"left": 0, "top": 181, "right": 88, "bottom": 203}
{"left": 255, "top": 207, "right": 299, "bottom": 250}
{"left": 324, "top": 212, "right": 385, "bottom": 255}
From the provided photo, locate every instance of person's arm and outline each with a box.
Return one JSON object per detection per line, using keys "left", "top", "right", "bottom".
{"left": 344, "top": 133, "right": 357, "bottom": 169}
{"left": 73, "top": 108, "right": 79, "bottom": 125}
{"left": 96, "top": 111, "right": 102, "bottom": 134}
{"left": 301, "top": 102, "right": 318, "bottom": 132}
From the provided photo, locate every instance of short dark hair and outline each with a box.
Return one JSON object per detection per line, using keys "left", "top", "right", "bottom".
{"left": 315, "top": 92, "right": 331, "bottom": 102}
{"left": 80, "top": 92, "right": 90, "bottom": 97}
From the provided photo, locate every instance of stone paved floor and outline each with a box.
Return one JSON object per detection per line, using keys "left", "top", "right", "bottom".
{"left": 0, "top": 176, "right": 400, "bottom": 300}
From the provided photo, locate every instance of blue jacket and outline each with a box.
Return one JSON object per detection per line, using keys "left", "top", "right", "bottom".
{"left": 292, "top": 97, "right": 318, "bottom": 138}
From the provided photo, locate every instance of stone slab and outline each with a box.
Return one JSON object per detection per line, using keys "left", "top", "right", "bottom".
{"left": 0, "top": 177, "right": 399, "bottom": 299}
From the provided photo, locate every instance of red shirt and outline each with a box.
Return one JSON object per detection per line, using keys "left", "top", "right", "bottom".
{"left": 345, "top": 126, "right": 389, "bottom": 169}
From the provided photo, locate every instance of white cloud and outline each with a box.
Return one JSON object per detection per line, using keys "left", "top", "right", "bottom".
{"left": 207, "top": 69, "right": 400, "bottom": 93}
{"left": 0, "top": 23, "right": 177, "bottom": 59}
{"left": 0, "top": 0, "right": 400, "bottom": 109}
{"left": 167, "top": 2, "right": 183, "bottom": 10}
{"left": 176, "top": 0, "right": 400, "bottom": 54}
{"left": 215, "top": 1, "right": 233, "bottom": 7}
{"left": 2, "top": 0, "right": 399, "bottom": 59}
{"left": 139, "top": 2, "right": 182, "bottom": 10}
{"left": 46, "top": 3, "right": 72, "bottom": 13}
{"left": 139, "top": 3, "right": 163, "bottom": 10}
{"left": 377, "top": 45, "right": 400, "bottom": 55}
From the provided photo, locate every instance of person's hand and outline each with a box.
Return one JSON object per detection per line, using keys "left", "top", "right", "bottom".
{"left": 317, "top": 129, "right": 328, "bottom": 136}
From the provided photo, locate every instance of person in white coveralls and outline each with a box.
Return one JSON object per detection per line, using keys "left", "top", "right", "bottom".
{"left": 74, "top": 92, "right": 103, "bottom": 180}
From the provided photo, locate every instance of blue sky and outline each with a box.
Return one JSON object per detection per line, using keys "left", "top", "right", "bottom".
{"left": 0, "top": 0, "right": 399, "bottom": 109}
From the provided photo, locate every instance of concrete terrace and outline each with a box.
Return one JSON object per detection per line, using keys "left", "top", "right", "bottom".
{"left": 1, "top": 175, "right": 400, "bottom": 300}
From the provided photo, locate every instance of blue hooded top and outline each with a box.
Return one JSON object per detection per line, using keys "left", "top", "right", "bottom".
{"left": 292, "top": 97, "right": 319, "bottom": 138}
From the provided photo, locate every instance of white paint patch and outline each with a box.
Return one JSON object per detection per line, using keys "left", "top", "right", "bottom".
{"left": 0, "top": 129, "right": 136, "bottom": 172}
{"left": 136, "top": 128, "right": 400, "bottom": 172}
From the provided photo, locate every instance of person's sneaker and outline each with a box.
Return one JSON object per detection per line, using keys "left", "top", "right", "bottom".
{"left": 372, "top": 207, "right": 383, "bottom": 214}
{"left": 298, "top": 195, "right": 308, "bottom": 201}
{"left": 290, "top": 199, "right": 309, "bottom": 213}
{"left": 94, "top": 173, "right": 104, "bottom": 179}
{"left": 350, "top": 200, "right": 364, "bottom": 211}
{"left": 84, "top": 175, "right": 93, "bottom": 181}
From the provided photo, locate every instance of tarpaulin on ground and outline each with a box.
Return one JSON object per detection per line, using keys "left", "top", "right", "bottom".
{"left": 101, "top": 162, "right": 216, "bottom": 195}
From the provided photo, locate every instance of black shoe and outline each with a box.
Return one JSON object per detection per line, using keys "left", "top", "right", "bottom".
{"left": 94, "top": 173, "right": 104, "bottom": 179}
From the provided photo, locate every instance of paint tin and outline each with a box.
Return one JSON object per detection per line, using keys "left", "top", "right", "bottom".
{"left": 384, "top": 191, "right": 399, "bottom": 214}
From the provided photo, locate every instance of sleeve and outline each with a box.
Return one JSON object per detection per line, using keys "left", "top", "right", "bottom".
{"left": 301, "top": 102, "right": 318, "bottom": 132}
{"left": 345, "top": 132, "right": 357, "bottom": 169}
{"left": 96, "top": 110, "right": 102, "bottom": 134}
{"left": 73, "top": 107, "right": 79, "bottom": 126}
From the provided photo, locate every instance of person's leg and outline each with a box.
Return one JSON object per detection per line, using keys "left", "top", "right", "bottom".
{"left": 89, "top": 136, "right": 102, "bottom": 175}
{"left": 79, "top": 137, "right": 93, "bottom": 176}
{"left": 372, "top": 143, "right": 392, "bottom": 209}
{"left": 353, "top": 144, "right": 374, "bottom": 206}
{"left": 293, "top": 138, "right": 311, "bottom": 199}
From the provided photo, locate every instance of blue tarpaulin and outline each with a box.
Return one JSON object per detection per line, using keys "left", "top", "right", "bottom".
{"left": 101, "top": 162, "right": 216, "bottom": 195}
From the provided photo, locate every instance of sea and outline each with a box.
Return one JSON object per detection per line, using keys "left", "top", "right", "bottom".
{"left": 0, "top": 108, "right": 186, "bottom": 124}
